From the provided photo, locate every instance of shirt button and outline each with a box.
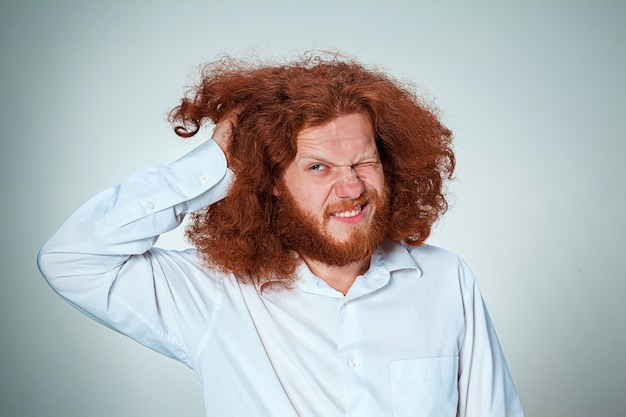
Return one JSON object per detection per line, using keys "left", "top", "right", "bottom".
{"left": 146, "top": 201, "right": 155, "bottom": 210}
{"left": 199, "top": 175, "right": 209, "bottom": 184}
{"left": 348, "top": 358, "right": 357, "bottom": 368}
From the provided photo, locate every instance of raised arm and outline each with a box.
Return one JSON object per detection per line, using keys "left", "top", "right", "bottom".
{"left": 37, "top": 118, "right": 236, "bottom": 364}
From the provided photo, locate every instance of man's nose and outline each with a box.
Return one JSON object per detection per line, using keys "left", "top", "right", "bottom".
{"left": 334, "top": 167, "right": 365, "bottom": 199}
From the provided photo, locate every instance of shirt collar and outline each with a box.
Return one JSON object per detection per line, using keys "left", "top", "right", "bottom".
{"left": 295, "top": 241, "right": 421, "bottom": 299}
{"left": 370, "top": 240, "right": 422, "bottom": 276}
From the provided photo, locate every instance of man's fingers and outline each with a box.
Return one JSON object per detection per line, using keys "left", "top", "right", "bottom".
{"left": 212, "top": 107, "right": 243, "bottom": 159}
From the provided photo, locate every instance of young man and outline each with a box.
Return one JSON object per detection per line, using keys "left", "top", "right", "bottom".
{"left": 38, "top": 53, "right": 524, "bottom": 416}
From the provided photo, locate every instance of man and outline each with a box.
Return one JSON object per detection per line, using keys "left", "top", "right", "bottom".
{"left": 38, "top": 53, "right": 524, "bottom": 416}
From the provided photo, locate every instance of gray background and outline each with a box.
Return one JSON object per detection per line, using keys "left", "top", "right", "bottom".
{"left": 1, "top": 1, "right": 624, "bottom": 416}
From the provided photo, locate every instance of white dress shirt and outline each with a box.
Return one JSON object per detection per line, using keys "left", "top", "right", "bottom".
{"left": 38, "top": 139, "right": 524, "bottom": 417}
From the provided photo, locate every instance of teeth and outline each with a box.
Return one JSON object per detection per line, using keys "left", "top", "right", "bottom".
{"left": 333, "top": 205, "right": 362, "bottom": 218}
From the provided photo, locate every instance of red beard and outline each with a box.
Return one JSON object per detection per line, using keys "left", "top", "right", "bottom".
{"left": 272, "top": 182, "right": 390, "bottom": 267}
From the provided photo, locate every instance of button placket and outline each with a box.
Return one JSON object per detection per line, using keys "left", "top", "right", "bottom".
{"left": 338, "top": 299, "right": 362, "bottom": 372}
{"left": 337, "top": 298, "right": 370, "bottom": 416}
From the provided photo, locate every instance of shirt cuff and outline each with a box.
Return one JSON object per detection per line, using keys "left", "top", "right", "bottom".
{"left": 168, "top": 139, "right": 234, "bottom": 213}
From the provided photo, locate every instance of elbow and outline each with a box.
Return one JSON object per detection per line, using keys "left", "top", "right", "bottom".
{"left": 37, "top": 243, "right": 61, "bottom": 290}
{"left": 36, "top": 240, "right": 79, "bottom": 292}
{"left": 37, "top": 239, "right": 126, "bottom": 297}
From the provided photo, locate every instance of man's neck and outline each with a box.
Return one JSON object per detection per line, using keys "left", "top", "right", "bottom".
{"left": 302, "top": 256, "right": 371, "bottom": 295}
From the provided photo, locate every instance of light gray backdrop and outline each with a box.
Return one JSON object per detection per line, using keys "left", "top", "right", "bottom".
{"left": 1, "top": 1, "right": 624, "bottom": 416}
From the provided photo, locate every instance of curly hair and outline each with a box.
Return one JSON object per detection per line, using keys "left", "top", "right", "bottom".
{"left": 169, "top": 52, "right": 455, "bottom": 287}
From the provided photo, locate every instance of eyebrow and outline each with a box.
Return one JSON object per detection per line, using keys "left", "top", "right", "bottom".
{"left": 296, "top": 152, "right": 381, "bottom": 166}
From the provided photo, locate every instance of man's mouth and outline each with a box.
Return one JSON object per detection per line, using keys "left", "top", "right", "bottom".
{"left": 329, "top": 203, "right": 367, "bottom": 218}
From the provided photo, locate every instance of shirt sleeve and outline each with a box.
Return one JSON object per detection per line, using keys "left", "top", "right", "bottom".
{"left": 37, "top": 139, "right": 234, "bottom": 366}
{"left": 456, "top": 258, "right": 525, "bottom": 417}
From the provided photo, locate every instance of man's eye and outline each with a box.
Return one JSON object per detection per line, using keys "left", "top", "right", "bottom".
{"left": 310, "top": 164, "right": 326, "bottom": 171}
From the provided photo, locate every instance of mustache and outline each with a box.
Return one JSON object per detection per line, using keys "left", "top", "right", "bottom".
{"left": 324, "top": 190, "right": 380, "bottom": 217}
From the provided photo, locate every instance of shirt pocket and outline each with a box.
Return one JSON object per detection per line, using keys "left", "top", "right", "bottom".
{"left": 390, "top": 356, "right": 459, "bottom": 417}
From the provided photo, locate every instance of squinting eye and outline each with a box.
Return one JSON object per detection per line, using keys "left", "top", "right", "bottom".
{"left": 310, "top": 164, "right": 326, "bottom": 171}
{"left": 353, "top": 162, "right": 379, "bottom": 173}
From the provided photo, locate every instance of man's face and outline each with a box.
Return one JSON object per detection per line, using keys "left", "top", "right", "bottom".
{"left": 274, "top": 113, "right": 388, "bottom": 265}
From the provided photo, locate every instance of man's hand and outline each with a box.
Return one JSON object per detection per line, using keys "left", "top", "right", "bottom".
{"left": 212, "top": 108, "right": 242, "bottom": 166}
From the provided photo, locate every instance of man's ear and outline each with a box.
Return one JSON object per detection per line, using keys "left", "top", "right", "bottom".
{"left": 272, "top": 184, "right": 280, "bottom": 197}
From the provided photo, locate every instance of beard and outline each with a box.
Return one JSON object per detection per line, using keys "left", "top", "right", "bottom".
{"left": 272, "top": 182, "right": 390, "bottom": 267}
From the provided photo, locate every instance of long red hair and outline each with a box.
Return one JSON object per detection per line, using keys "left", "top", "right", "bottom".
{"left": 169, "top": 52, "right": 455, "bottom": 286}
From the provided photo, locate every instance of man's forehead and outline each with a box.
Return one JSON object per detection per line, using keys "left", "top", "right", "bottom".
{"left": 295, "top": 113, "right": 374, "bottom": 143}
{"left": 296, "top": 112, "right": 373, "bottom": 135}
